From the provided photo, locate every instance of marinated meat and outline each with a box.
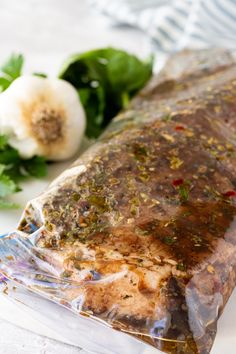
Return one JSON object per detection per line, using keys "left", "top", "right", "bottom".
{"left": 17, "top": 49, "right": 236, "bottom": 353}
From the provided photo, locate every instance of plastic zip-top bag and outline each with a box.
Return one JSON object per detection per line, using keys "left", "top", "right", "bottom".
{"left": 1, "top": 49, "right": 236, "bottom": 354}
{"left": 0, "top": 276, "right": 159, "bottom": 354}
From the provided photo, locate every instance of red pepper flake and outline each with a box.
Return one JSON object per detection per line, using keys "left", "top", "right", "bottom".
{"left": 172, "top": 178, "right": 184, "bottom": 187}
{"left": 222, "top": 190, "right": 236, "bottom": 197}
{"left": 175, "top": 125, "right": 185, "bottom": 131}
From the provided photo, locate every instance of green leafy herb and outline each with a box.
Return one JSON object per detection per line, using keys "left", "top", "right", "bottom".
{"left": 176, "top": 263, "right": 187, "bottom": 272}
{"left": 59, "top": 47, "right": 153, "bottom": 138}
{"left": 21, "top": 156, "right": 48, "bottom": 178}
{"left": 0, "top": 174, "right": 20, "bottom": 198}
{"left": 0, "top": 167, "right": 21, "bottom": 209}
{"left": 0, "top": 135, "right": 47, "bottom": 208}
{"left": 178, "top": 184, "right": 190, "bottom": 202}
{"left": 162, "top": 113, "right": 172, "bottom": 122}
{"left": 0, "top": 199, "right": 19, "bottom": 209}
{"left": 0, "top": 53, "right": 24, "bottom": 92}
{"left": 163, "top": 236, "right": 176, "bottom": 246}
{"left": 0, "top": 135, "right": 8, "bottom": 149}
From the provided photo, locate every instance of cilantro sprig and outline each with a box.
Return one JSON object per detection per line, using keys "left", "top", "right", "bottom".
{"left": 0, "top": 134, "right": 47, "bottom": 209}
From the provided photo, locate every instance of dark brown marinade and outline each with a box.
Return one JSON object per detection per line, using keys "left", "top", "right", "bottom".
{"left": 18, "top": 49, "right": 236, "bottom": 353}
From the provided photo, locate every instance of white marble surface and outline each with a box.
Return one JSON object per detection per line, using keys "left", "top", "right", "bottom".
{"left": 0, "top": 320, "right": 84, "bottom": 354}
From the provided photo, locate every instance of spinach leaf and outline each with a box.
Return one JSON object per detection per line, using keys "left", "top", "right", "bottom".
{"left": 59, "top": 47, "right": 153, "bottom": 138}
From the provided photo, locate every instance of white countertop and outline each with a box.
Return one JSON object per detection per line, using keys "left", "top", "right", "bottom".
{"left": 0, "top": 319, "right": 83, "bottom": 354}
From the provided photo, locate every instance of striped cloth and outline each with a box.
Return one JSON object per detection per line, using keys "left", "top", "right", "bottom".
{"left": 90, "top": 0, "right": 236, "bottom": 53}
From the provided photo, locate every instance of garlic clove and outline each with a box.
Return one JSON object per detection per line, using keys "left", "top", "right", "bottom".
{"left": 0, "top": 76, "right": 86, "bottom": 161}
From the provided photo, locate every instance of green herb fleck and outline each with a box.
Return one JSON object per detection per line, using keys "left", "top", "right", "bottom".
{"left": 178, "top": 184, "right": 190, "bottom": 202}
{"left": 88, "top": 194, "right": 109, "bottom": 212}
{"left": 61, "top": 270, "right": 73, "bottom": 278}
{"left": 139, "top": 171, "right": 150, "bottom": 182}
{"left": 162, "top": 113, "right": 172, "bottom": 122}
{"left": 176, "top": 263, "right": 186, "bottom": 272}
{"left": 133, "top": 144, "right": 148, "bottom": 161}
{"left": 163, "top": 236, "right": 176, "bottom": 246}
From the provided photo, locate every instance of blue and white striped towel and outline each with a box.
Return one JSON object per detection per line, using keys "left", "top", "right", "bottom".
{"left": 90, "top": 0, "right": 236, "bottom": 53}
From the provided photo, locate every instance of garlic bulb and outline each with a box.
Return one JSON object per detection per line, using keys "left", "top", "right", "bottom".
{"left": 0, "top": 76, "right": 86, "bottom": 161}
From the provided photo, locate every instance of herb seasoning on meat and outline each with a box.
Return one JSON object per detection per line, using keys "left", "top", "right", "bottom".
{"left": 14, "top": 49, "right": 236, "bottom": 354}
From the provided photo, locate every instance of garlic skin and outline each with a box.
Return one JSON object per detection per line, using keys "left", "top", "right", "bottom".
{"left": 0, "top": 76, "right": 86, "bottom": 161}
